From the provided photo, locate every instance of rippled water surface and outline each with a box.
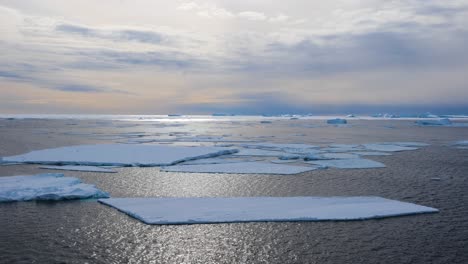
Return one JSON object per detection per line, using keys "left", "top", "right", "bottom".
{"left": 1, "top": 118, "right": 468, "bottom": 263}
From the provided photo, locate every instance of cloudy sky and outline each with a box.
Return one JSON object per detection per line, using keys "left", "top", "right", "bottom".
{"left": 1, "top": 0, "right": 467, "bottom": 114}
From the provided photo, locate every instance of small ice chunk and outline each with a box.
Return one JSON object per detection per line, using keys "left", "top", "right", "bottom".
{"left": 327, "top": 118, "right": 347, "bottom": 124}
{"left": 162, "top": 162, "right": 318, "bottom": 174}
{"left": 0, "top": 173, "right": 109, "bottom": 202}
{"left": 39, "top": 165, "right": 117, "bottom": 173}
{"left": 415, "top": 118, "right": 452, "bottom": 126}
{"left": 307, "top": 159, "right": 386, "bottom": 169}
{"left": 3, "top": 144, "right": 238, "bottom": 167}
{"left": 363, "top": 144, "right": 418, "bottom": 152}
{"left": 98, "top": 196, "right": 438, "bottom": 225}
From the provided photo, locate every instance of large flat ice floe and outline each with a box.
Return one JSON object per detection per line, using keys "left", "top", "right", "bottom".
{"left": 2, "top": 144, "right": 238, "bottom": 166}
{"left": 162, "top": 162, "right": 318, "bottom": 174}
{"left": 0, "top": 173, "right": 109, "bottom": 202}
{"left": 98, "top": 196, "right": 438, "bottom": 225}
{"left": 40, "top": 165, "right": 117, "bottom": 173}
{"left": 307, "top": 159, "right": 386, "bottom": 169}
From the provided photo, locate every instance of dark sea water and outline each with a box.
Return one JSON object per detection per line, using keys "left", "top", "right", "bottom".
{"left": 1, "top": 117, "right": 468, "bottom": 263}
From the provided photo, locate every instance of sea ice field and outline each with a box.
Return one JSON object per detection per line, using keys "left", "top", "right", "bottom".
{"left": 1, "top": 114, "right": 468, "bottom": 263}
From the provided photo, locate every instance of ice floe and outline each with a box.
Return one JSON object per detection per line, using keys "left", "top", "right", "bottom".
{"left": 362, "top": 144, "right": 419, "bottom": 152}
{"left": 162, "top": 162, "right": 318, "bottom": 174}
{"left": 0, "top": 173, "right": 109, "bottom": 202}
{"left": 40, "top": 165, "right": 117, "bottom": 173}
{"left": 327, "top": 118, "right": 347, "bottom": 124}
{"left": 307, "top": 159, "right": 386, "bottom": 169}
{"left": 2, "top": 144, "right": 238, "bottom": 167}
{"left": 98, "top": 196, "right": 438, "bottom": 225}
{"left": 415, "top": 118, "right": 452, "bottom": 126}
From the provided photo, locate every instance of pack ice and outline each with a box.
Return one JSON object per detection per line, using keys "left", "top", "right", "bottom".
{"left": 98, "top": 196, "right": 438, "bottom": 225}
{"left": 0, "top": 173, "right": 109, "bottom": 202}
{"left": 2, "top": 144, "right": 238, "bottom": 167}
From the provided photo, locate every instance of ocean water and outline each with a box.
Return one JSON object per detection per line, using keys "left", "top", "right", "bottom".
{"left": 1, "top": 116, "right": 468, "bottom": 263}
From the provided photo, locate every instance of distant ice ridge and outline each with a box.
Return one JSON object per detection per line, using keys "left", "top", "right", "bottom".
{"left": 0, "top": 173, "right": 109, "bottom": 202}
{"left": 98, "top": 196, "right": 438, "bottom": 225}
{"left": 2, "top": 144, "right": 238, "bottom": 167}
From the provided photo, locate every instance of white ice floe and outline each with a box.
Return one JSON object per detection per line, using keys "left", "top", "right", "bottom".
{"left": 307, "top": 159, "right": 386, "bottom": 169}
{"left": 327, "top": 118, "right": 347, "bottom": 124}
{"left": 162, "top": 162, "right": 318, "bottom": 174}
{"left": 98, "top": 196, "right": 438, "bottom": 225}
{"left": 352, "top": 151, "right": 392, "bottom": 156}
{"left": 319, "top": 153, "right": 361, "bottom": 159}
{"left": 0, "top": 173, "right": 109, "bottom": 202}
{"left": 2, "top": 144, "right": 238, "bottom": 167}
{"left": 40, "top": 165, "right": 117, "bottom": 173}
{"left": 239, "top": 143, "right": 319, "bottom": 151}
{"left": 179, "top": 158, "right": 259, "bottom": 165}
{"left": 362, "top": 144, "right": 418, "bottom": 152}
{"left": 233, "top": 149, "right": 286, "bottom": 157}
{"left": 415, "top": 118, "right": 452, "bottom": 126}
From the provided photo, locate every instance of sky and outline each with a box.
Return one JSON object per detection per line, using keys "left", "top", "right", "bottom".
{"left": 0, "top": 0, "right": 467, "bottom": 115}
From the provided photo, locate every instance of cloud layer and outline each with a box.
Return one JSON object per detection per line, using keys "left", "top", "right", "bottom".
{"left": 0, "top": 0, "right": 468, "bottom": 114}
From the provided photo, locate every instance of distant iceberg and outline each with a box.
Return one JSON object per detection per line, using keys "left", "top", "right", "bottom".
{"left": 98, "top": 196, "right": 438, "bottom": 225}
{"left": 327, "top": 118, "right": 347, "bottom": 124}
{"left": 0, "top": 173, "right": 109, "bottom": 202}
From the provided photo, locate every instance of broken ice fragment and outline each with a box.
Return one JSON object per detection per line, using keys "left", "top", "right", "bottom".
{"left": 0, "top": 173, "right": 109, "bottom": 202}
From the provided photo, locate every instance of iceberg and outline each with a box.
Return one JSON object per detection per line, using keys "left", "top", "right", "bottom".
{"left": 40, "top": 165, "right": 117, "bottom": 173}
{"left": 98, "top": 196, "right": 438, "bottom": 225}
{"left": 307, "top": 159, "right": 386, "bottom": 169}
{"left": 0, "top": 173, "right": 109, "bottom": 202}
{"left": 2, "top": 144, "right": 238, "bottom": 167}
{"left": 327, "top": 118, "right": 347, "bottom": 124}
{"left": 162, "top": 162, "right": 318, "bottom": 174}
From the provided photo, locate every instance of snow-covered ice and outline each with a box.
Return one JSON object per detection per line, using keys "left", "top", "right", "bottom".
{"left": 0, "top": 173, "right": 109, "bottom": 202}
{"left": 40, "top": 165, "right": 117, "bottom": 173}
{"left": 98, "top": 196, "right": 438, "bottom": 225}
{"left": 2, "top": 144, "right": 238, "bottom": 166}
{"left": 307, "top": 159, "right": 386, "bottom": 169}
{"left": 162, "top": 162, "right": 318, "bottom": 174}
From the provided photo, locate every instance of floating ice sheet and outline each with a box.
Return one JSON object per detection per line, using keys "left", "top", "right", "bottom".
{"left": 40, "top": 165, "right": 117, "bottom": 173}
{"left": 0, "top": 173, "right": 109, "bottom": 202}
{"left": 362, "top": 144, "right": 418, "bottom": 152}
{"left": 233, "top": 149, "right": 286, "bottom": 157}
{"left": 327, "top": 118, "right": 347, "bottom": 124}
{"left": 2, "top": 144, "right": 238, "bottom": 167}
{"left": 308, "top": 159, "right": 386, "bottom": 169}
{"left": 98, "top": 196, "right": 438, "bottom": 225}
{"left": 162, "top": 162, "right": 318, "bottom": 174}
